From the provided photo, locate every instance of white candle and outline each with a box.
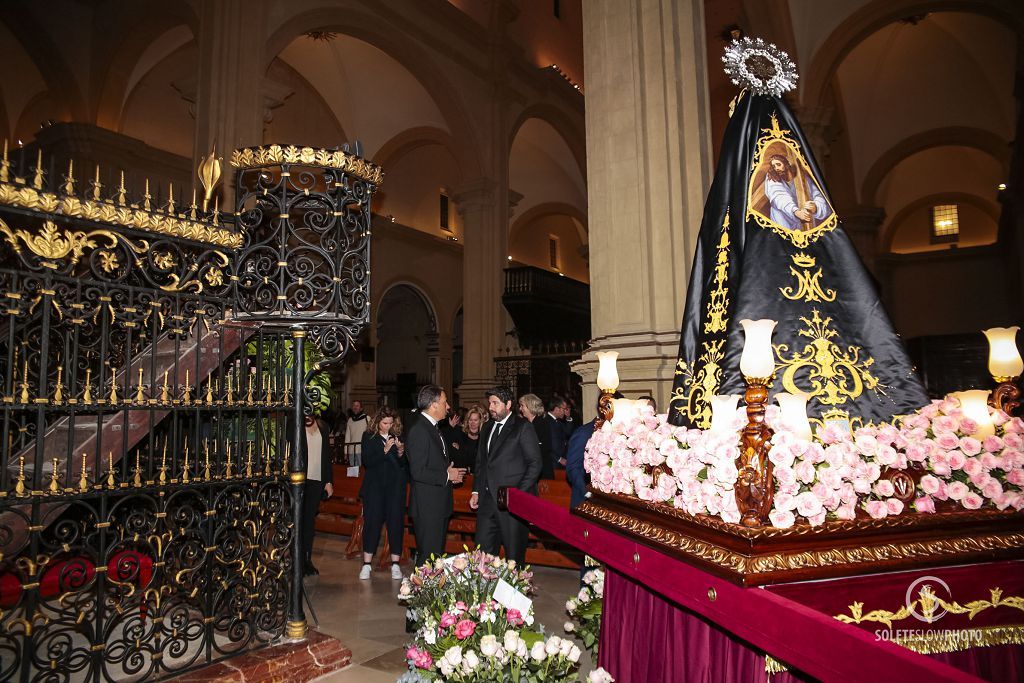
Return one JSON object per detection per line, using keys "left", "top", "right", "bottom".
{"left": 775, "top": 392, "right": 813, "bottom": 441}
{"left": 596, "top": 351, "right": 620, "bottom": 392}
{"left": 610, "top": 398, "right": 640, "bottom": 426}
{"left": 709, "top": 394, "right": 740, "bottom": 433}
{"left": 739, "top": 319, "right": 777, "bottom": 379}
{"left": 983, "top": 327, "right": 1023, "bottom": 379}
{"left": 951, "top": 390, "right": 995, "bottom": 439}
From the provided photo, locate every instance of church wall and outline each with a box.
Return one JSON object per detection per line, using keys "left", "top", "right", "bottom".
{"left": 119, "top": 44, "right": 197, "bottom": 159}
{"left": 888, "top": 202, "right": 997, "bottom": 254}
{"left": 879, "top": 246, "right": 1012, "bottom": 339}
{"left": 375, "top": 144, "right": 464, "bottom": 241}
{"left": 509, "top": 212, "right": 588, "bottom": 283}
{"left": 263, "top": 59, "right": 347, "bottom": 148}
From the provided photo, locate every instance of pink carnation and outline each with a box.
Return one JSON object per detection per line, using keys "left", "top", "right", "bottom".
{"left": 440, "top": 612, "right": 457, "bottom": 628}
{"left": 407, "top": 646, "right": 434, "bottom": 670}
{"left": 506, "top": 608, "right": 525, "bottom": 626}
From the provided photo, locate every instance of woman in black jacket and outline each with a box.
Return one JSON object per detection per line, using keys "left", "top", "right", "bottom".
{"left": 359, "top": 406, "right": 407, "bottom": 580}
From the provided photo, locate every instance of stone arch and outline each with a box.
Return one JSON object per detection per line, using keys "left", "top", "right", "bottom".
{"left": 801, "top": 0, "right": 1024, "bottom": 109}
{"left": 372, "top": 126, "right": 465, "bottom": 179}
{"left": 263, "top": 6, "right": 482, "bottom": 178}
{"left": 861, "top": 127, "right": 1009, "bottom": 206}
{"left": 881, "top": 191, "right": 999, "bottom": 252}
{"left": 509, "top": 103, "right": 586, "bottom": 182}
{"left": 94, "top": 9, "right": 198, "bottom": 130}
{"left": 375, "top": 281, "right": 440, "bottom": 408}
{"left": 0, "top": 5, "right": 87, "bottom": 121}
{"left": 509, "top": 201, "right": 588, "bottom": 245}
{"left": 375, "top": 279, "right": 439, "bottom": 334}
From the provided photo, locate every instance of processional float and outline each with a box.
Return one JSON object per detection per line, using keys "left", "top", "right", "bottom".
{"left": 509, "top": 38, "right": 1024, "bottom": 681}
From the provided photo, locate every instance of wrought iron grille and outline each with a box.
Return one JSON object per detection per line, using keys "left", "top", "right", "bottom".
{"left": 0, "top": 141, "right": 379, "bottom": 681}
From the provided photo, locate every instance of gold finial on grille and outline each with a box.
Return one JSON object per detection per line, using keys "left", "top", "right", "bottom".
{"left": 197, "top": 145, "right": 222, "bottom": 213}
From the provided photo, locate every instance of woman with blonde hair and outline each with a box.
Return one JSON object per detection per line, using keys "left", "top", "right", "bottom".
{"left": 518, "top": 393, "right": 553, "bottom": 479}
{"left": 449, "top": 405, "right": 486, "bottom": 472}
{"left": 359, "top": 406, "right": 407, "bottom": 580}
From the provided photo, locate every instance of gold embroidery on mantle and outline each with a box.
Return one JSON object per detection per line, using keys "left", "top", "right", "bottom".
{"left": 670, "top": 339, "right": 725, "bottom": 428}
{"left": 773, "top": 309, "right": 882, "bottom": 407}
{"left": 704, "top": 211, "right": 731, "bottom": 334}
{"left": 779, "top": 252, "right": 836, "bottom": 302}
{"left": 745, "top": 114, "right": 837, "bottom": 248}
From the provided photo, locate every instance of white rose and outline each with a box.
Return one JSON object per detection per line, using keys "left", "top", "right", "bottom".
{"left": 545, "top": 636, "right": 561, "bottom": 656}
{"left": 480, "top": 635, "right": 499, "bottom": 657}
{"left": 569, "top": 644, "right": 581, "bottom": 663}
{"left": 558, "top": 638, "right": 573, "bottom": 657}
{"left": 423, "top": 628, "right": 437, "bottom": 645}
{"left": 463, "top": 650, "right": 480, "bottom": 671}
{"left": 565, "top": 599, "right": 577, "bottom": 612}
{"left": 503, "top": 630, "right": 519, "bottom": 652}
{"left": 398, "top": 582, "right": 411, "bottom": 597}
{"left": 577, "top": 588, "right": 591, "bottom": 603}
{"left": 439, "top": 659, "right": 454, "bottom": 677}
{"left": 443, "top": 645, "right": 463, "bottom": 667}
{"left": 516, "top": 641, "right": 528, "bottom": 658}
{"left": 588, "top": 668, "right": 615, "bottom": 683}
{"left": 530, "top": 641, "right": 547, "bottom": 662}
{"left": 525, "top": 613, "right": 534, "bottom": 626}
{"left": 563, "top": 620, "right": 575, "bottom": 633}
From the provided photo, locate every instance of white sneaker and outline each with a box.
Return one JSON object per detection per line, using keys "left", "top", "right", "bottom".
{"left": 359, "top": 564, "right": 371, "bottom": 580}
{"left": 390, "top": 564, "right": 403, "bottom": 580}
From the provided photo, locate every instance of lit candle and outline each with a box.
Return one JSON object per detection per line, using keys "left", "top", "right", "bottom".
{"left": 709, "top": 394, "right": 740, "bottom": 433}
{"left": 775, "top": 392, "right": 813, "bottom": 441}
{"left": 739, "top": 319, "right": 777, "bottom": 379}
{"left": 950, "top": 390, "right": 995, "bottom": 439}
{"left": 596, "top": 351, "right": 620, "bottom": 392}
{"left": 983, "top": 327, "right": 1023, "bottom": 380}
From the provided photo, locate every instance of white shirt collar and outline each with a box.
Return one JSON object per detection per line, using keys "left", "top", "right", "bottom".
{"left": 494, "top": 414, "right": 511, "bottom": 428}
{"left": 423, "top": 413, "right": 439, "bottom": 426}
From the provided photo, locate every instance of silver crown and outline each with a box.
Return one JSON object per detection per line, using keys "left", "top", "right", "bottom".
{"left": 722, "top": 37, "right": 798, "bottom": 97}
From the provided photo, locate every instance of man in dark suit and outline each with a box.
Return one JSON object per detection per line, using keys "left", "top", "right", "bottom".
{"left": 406, "top": 385, "right": 466, "bottom": 566}
{"left": 544, "top": 396, "right": 571, "bottom": 469}
{"left": 566, "top": 392, "right": 623, "bottom": 509}
{"left": 469, "top": 385, "right": 542, "bottom": 566}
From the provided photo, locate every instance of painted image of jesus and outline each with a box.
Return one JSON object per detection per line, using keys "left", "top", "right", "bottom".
{"left": 761, "top": 153, "right": 829, "bottom": 231}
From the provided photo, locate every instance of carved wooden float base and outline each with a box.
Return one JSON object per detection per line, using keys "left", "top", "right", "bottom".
{"left": 575, "top": 491, "right": 1024, "bottom": 587}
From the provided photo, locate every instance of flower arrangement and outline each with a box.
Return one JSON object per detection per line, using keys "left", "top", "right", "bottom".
{"left": 584, "top": 396, "right": 1024, "bottom": 528}
{"left": 564, "top": 567, "right": 604, "bottom": 656}
{"left": 398, "top": 548, "right": 584, "bottom": 682}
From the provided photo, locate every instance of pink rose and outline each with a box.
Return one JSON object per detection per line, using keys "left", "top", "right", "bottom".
{"left": 932, "top": 416, "right": 957, "bottom": 435}
{"left": 454, "top": 619, "right": 476, "bottom": 640}
{"left": 440, "top": 612, "right": 457, "bottom": 629}
{"left": 983, "top": 436, "right": 1004, "bottom": 453}
{"left": 1007, "top": 469, "right": 1024, "bottom": 486}
{"left": 506, "top": 608, "right": 525, "bottom": 626}
{"left": 835, "top": 503, "right": 857, "bottom": 520}
{"left": 980, "top": 453, "right": 1000, "bottom": 470}
{"left": 807, "top": 510, "right": 827, "bottom": 527}
{"left": 938, "top": 398, "right": 960, "bottom": 414}
{"left": 961, "top": 492, "right": 984, "bottom": 510}
{"left": 935, "top": 433, "right": 959, "bottom": 450}
{"left": 768, "top": 508, "right": 796, "bottom": 528}
{"left": 795, "top": 491, "right": 824, "bottom": 518}
{"left": 931, "top": 461, "right": 952, "bottom": 477}
{"left": 885, "top": 498, "right": 904, "bottom": 516}
{"left": 773, "top": 492, "right": 798, "bottom": 512}
{"left": 982, "top": 479, "right": 1004, "bottom": 500}
{"left": 854, "top": 435, "right": 879, "bottom": 456}
{"left": 962, "top": 458, "right": 983, "bottom": 477}
{"left": 914, "top": 495, "right": 936, "bottom": 513}
{"left": 946, "top": 481, "right": 969, "bottom": 501}
{"left": 1005, "top": 433, "right": 1024, "bottom": 449}
{"left": 774, "top": 466, "right": 797, "bottom": 486}
{"left": 959, "top": 437, "right": 982, "bottom": 456}
{"left": 794, "top": 459, "right": 817, "bottom": 485}
{"left": 959, "top": 418, "right": 978, "bottom": 436}
{"left": 919, "top": 475, "right": 941, "bottom": 495}
{"left": 407, "top": 646, "right": 434, "bottom": 670}
{"left": 905, "top": 443, "right": 928, "bottom": 463}
{"left": 946, "top": 450, "right": 966, "bottom": 471}
{"left": 920, "top": 403, "right": 940, "bottom": 418}
{"left": 873, "top": 480, "right": 895, "bottom": 498}
{"left": 876, "top": 445, "right": 898, "bottom": 466}
{"left": 864, "top": 500, "right": 888, "bottom": 519}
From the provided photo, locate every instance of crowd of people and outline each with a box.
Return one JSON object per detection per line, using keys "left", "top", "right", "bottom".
{"left": 298, "top": 384, "right": 656, "bottom": 581}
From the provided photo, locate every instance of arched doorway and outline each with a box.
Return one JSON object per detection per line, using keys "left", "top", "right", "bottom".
{"left": 376, "top": 284, "right": 437, "bottom": 409}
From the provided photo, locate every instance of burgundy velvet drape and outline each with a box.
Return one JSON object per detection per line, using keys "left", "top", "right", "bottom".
{"left": 598, "top": 569, "right": 1023, "bottom": 683}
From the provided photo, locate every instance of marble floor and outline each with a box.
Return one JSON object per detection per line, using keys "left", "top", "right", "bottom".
{"left": 304, "top": 534, "right": 596, "bottom": 682}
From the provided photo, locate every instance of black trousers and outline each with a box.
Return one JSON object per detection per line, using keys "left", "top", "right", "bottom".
{"left": 474, "top": 491, "right": 528, "bottom": 566}
{"left": 411, "top": 512, "right": 449, "bottom": 567}
{"left": 362, "top": 490, "right": 405, "bottom": 557}
{"left": 301, "top": 479, "right": 326, "bottom": 565}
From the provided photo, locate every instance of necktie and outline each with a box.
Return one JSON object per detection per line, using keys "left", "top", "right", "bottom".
{"left": 488, "top": 422, "right": 502, "bottom": 454}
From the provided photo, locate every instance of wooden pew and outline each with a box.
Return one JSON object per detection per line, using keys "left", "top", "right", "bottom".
{"left": 314, "top": 466, "right": 582, "bottom": 569}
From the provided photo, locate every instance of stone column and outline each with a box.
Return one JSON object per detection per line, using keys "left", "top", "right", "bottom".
{"left": 191, "top": 0, "right": 268, "bottom": 199}
{"left": 843, "top": 204, "right": 885, "bottom": 276}
{"left": 794, "top": 104, "right": 836, "bottom": 164}
{"left": 454, "top": 178, "right": 507, "bottom": 407}
{"left": 572, "top": 0, "right": 714, "bottom": 418}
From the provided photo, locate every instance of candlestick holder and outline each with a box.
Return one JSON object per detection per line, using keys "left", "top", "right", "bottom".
{"left": 48, "top": 458, "right": 62, "bottom": 495}
{"left": 160, "top": 371, "right": 171, "bottom": 404}
{"left": 105, "top": 451, "right": 117, "bottom": 489}
{"left": 594, "top": 390, "right": 615, "bottom": 430}
{"left": 77, "top": 453, "right": 89, "bottom": 493}
{"left": 82, "top": 368, "right": 94, "bottom": 405}
{"left": 181, "top": 369, "right": 192, "bottom": 405}
{"left": 990, "top": 376, "right": 1021, "bottom": 416}
{"left": 181, "top": 442, "right": 191, "bottom": 485}
{"left": 53, "top": 366, "right": 65, "bottom": 405}
{"left": 19, "top": 360, "right": 30, "bottom": 404}
{"left": 109, "top": 371, "right": 119, "bottom": 405}
{"left": 735, "top": 376, "right": 774, "bottom": 527}
{"left": 134, "top": 368, "right": 146, "bottom": 405}
{"left": 14, "top": 453, "right": 27, "bottom": 497}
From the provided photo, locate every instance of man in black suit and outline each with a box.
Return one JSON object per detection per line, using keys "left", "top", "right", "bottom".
{"left": 406, "top": 385, "right": 466, "bottom": 565}
{"left": 469, "top": 386, "right": 542, "bottom": 566}
{"left": 545, "top": 396, "right": 571, "bottom": 469}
